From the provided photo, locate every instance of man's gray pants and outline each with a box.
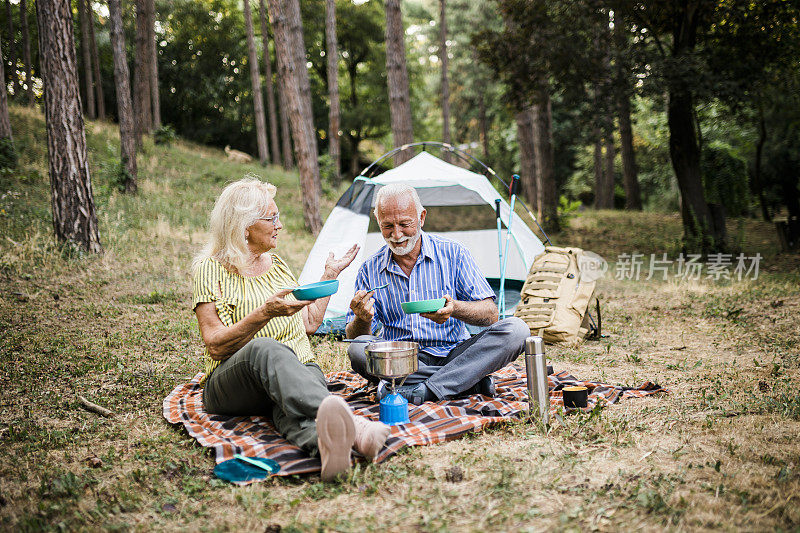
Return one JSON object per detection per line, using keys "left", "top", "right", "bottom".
{"left": 347, "top": 317, "right": 530, "bottom": 400}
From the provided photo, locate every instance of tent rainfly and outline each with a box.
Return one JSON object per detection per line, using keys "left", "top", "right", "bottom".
{"left": 298, "top": 151, "right": 545, "bottom": 326}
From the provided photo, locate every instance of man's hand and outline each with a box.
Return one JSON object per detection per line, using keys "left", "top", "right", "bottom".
{"left": 349, "top": 289, "right": 376, "bottom": 323}
{"left": 420, "top": 294, "right": 455, "bottom": 324}
{"left": 259, "top": 288, "right": 312, "bottom": 319}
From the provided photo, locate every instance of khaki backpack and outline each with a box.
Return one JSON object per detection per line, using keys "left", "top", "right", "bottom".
{"left": 514, "top": 246, "right": 599, "bottom": 345}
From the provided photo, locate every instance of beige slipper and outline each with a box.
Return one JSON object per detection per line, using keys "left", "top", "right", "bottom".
{"left": 353, "top": 415, "right": 390, "bottom": 462}
{"left": 316, "top": 395, "right": 355, "bottom": 482}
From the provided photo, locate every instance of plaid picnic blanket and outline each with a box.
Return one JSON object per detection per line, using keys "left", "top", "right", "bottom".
{"left": 163, "top": 364, "right": 665, "bottom": 482}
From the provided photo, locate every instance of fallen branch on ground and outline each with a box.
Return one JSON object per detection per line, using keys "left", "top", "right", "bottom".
{"left": 78, "top": 395, "right": 115, "bottom": 418}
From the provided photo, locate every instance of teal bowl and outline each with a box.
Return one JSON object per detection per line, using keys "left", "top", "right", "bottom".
{"left": 291, "top": 280, "right": 339, "bottom": 300}
{"left": 401, "top": 298, "right": 446, "bottom": 314}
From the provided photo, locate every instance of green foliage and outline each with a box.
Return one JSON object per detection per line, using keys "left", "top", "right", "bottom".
{"left": 153, "top": 124, "right": 177, "bottom": 146}
{"left": 701, "top": 143, "right": 749, "bottom": 217}
{"left": 557, "top": 194, "right": 582, "bottom": 225}
{"left": 99, "top": 159, "right": 134, "bottom": 193}
{"left": 0, "top": 137, "right": 17, "bottom": 170}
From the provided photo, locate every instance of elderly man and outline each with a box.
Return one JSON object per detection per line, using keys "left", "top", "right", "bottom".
{"left": 345, "top": 183, "right": 529, "bottom": 405}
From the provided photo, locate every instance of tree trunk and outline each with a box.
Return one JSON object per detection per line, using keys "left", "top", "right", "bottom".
{"left": 277, "top": 74, "right": 294, "bottom": 169}
{"left": 478, "top": 89, "right": 489, "bottom": 159}
{"left": 36, "top": 0, "right": 102, "bottom": 253}
{"left": 603, "top": 129, "right": 616, "bottom": 208}
{"left": 668, "top": 89, "right": 722, "bottom": 252}
{"left": 0, "top": 40, "right": 13, "bottom": 141}
{"left": 384, "top": 0, "right": 414, "bottom": 164}
{"left": 667, "top": 5, "right": 725, "bottom": 252}
{"left": 243, "top": 0, "right": 269, "bottom": 165}
{"left": 515, "top": 107, "right": 537, "bottom": 212}
{"left": 19, "top": 0, "right": 34, "bottom": 107}
{"left": 6, "top": 0, "right": 19, "bottom": 98}
{"left": 325, "top": 0, "right": 341, "bottom": 183}
{"left": 148, "top": 0, "right": 160, "bottom": 128}
{"left": 133, "top": 0, "right": 152, "bottom": 147}
{"left": 108, "top": 0, "right": 138, "bottom": 193}
{"left": 86, "top": 1, "right": 105, "bottom": 119}
{"left": 259, "top": 0, "right": 281, "bottom": 166}
{"left": 532, "top": 87, "right": 558, "bottom": 232}
{"left": 268, "top": 0, "right": 322, "bottom": 234}
{"left": 439, "top": 0, "right": 451, "bottom": 162}
{"left": 753, "top": 103, "right": 770, "bottom": 221}
{"left": 613, "top": 14, "right": 640, "bottom": 211}
{"left": 617, "top": 89, "right": 641, "bottom": 210}
{"left": 77, "top": 0, "right": 95, "bottom": 119}
{"left": 592, "top": 132, "right": 605, "bottom": 208}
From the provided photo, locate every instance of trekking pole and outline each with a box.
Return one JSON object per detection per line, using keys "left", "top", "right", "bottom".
{"left": 499, "top": 175, "right": 520, "bottom": 318}
{"left": 494, "top": 199, "right": 505, "bottom": 314}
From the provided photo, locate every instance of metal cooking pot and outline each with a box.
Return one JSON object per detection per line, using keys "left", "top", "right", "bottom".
{"left": 364, "top": 341, "right": 419, "bottom": 379}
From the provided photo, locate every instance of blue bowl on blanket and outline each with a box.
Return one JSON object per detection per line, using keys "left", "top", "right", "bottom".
{"left": 290, "top": 280, "right": 339, "bottom": 301}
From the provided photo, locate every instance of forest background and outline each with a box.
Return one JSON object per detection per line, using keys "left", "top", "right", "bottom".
{"left": 3, "top": 0, "right": 798, "bottom": 253}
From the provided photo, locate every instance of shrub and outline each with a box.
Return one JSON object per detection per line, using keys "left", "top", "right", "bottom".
{"left": 153, "top": 125, "right": 177, "bottom": 146}
{"left": 0, "top": 136, "right": 18, "bottom": 170}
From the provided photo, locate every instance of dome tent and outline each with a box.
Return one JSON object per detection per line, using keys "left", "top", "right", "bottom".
{"left": 298, "top": 150, "right": 545, "bottom": 331}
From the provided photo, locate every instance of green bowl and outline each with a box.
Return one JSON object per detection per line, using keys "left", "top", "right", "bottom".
{"left": 401, "top": 298, "right": 446, "bottom": 314}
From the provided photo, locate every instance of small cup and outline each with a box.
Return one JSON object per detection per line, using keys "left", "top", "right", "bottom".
{"left": 562, "top": 386, "right": 588, "bottom": 408}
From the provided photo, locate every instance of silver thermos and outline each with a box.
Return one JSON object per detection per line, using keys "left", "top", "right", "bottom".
{"left": 524, "top": 336, "right": 549, "bottom": 424}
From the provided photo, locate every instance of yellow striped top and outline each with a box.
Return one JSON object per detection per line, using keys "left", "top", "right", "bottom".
{"left": 192, "top": 255, "right": 314, "bottom": 383}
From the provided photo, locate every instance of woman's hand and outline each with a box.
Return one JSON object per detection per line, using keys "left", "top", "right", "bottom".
{"left": 259, "top": 288, "right": 312, "bottom": 319}
{"left": 323, "top": 244, "right": 360, "bottom": 279}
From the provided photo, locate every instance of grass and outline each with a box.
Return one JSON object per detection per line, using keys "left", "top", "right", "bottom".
{"left": 1, "top": 105, "right": 800, "bottom": 531}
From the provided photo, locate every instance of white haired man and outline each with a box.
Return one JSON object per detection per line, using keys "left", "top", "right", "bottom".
{"left": 345, "top": 183, "right": 529, "bottom": 405}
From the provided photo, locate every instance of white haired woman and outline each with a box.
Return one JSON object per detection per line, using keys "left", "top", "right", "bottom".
{"left": 193, "top": 176, "right": 389, "bottom": 481}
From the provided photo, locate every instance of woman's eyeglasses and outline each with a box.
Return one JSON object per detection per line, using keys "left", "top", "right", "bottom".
{"left": 257, "top": 212, "right": 280, "bottom": 224}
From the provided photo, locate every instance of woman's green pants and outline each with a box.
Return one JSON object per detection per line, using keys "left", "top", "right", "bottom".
{"left": 202, "top": 338, "right": 330, "bottom": 455}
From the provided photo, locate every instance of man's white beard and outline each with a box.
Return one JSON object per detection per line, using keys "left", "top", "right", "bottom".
{"left": 386, "top": 230, "right": 420, "bottom": 256}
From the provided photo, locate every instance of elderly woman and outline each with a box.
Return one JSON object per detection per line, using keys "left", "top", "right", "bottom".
{"left": 193, "top": 177, "right": 389, "bottom": 481}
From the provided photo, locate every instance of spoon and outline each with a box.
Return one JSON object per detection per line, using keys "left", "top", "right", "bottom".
{"left": 366, "top": 282, "right": 389, "bottom": 293}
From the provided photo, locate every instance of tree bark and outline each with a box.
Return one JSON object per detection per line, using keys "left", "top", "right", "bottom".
{"left": 86, "top": 1, "right": 105, "bottom": 119}
{"left": 268, "top": 0, "right": 322, "bottom": 234}
{"left": 19, "top": 0, "right": 34, "bottom": 107}
{"left": 603, "top": 128, "right": 616, "bottom": 208}
{"left": 77, "top": 0, "right": 95, "bottom": 119}
{"left": 5, "top": 0, "right": 19, "bottom": 97}
{"left": 667, "top": 7, "right": 725, "bottom": 252}
{"left": 0, "top": 40, "right": 13, "bottom": 141}
{"left": 325, "top": 0, "right": 340, "bottom": 183}
{"left": 753, "top": 104, "right": 770, "bottom": 221}
{"left": 613, "top": 14, "right": 640, "bottom": 210}
{"left": 243, "top": 0, "right": 269, "bottom": 165}
{"left": 617, "top": 89, "right": 641, "bottom": 210}
{"left": 259, "top": 0, "right": 281, "bottom": 166}
{"left": 668, "top": 90, "right": 723, "bottom": 251}
{"left": 439, "top": 0, "right": 450, "bottom": 162}
{"left": 133, "top": 0, "right": 152, "bottom": 146}
{"left": 515, "top": 107, "right": 536, "bottom": 212}
{"left": 148, "top": 0, "right": 160, "bottom": 128}
{"left": 36, "top": 0, "right": 102, "bottom": 253}
{"left": 592, "top": 132, "right": 605, "bottom": 208}
{"left": 276, "top": 73, "right": 294, "bottom": 169}
{"left": 384, "top": 0, "right": 414, "bottom": 164}
{"left": 108, "top": 0, "right": 138, "bottom": 193}
{"left": 532, "top": 87, "right": 558, "bottom": 232}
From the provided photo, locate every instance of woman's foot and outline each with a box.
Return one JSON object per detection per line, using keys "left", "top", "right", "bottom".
{"left": 352, "top": 415, "right": 390, "bottom": 462}
{"left": 316, "top": 396, "right": 356, "bottom": 482}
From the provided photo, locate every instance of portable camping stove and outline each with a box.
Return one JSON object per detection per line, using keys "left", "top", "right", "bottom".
{"left": 364, "top": 341, "right": 419, "bottom": 425}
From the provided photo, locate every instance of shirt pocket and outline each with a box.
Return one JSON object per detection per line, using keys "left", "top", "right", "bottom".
{"left": 420, "top": 289, "right": 450, "bottom": 302}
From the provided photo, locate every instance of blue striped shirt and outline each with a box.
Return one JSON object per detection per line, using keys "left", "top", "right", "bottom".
{"left": 346, "top": 232, "right": 495, "bottom": 357}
